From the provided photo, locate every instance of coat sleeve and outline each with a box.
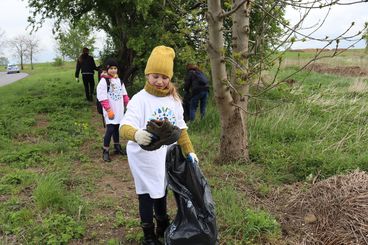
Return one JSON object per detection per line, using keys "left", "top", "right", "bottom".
{"left": 96, "top": 78, "right": 108, "bottom": 101}
{"left": 184, "top": 71, "right": 192, "bottom": 93}
{"left": 92, "top": 57, "right": 98, "bottom": 71}
{"left": 75, "top": 60, "right": 81, "bottom": 78}
{"left": 120, "top": 94, "right": 143, "bottom": 129}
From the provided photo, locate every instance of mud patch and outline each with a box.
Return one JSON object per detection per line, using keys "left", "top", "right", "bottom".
{"left": 34, "top": 114, "right": 49, "bottom": 128}
{"left": 306, "top": 63, "right": 368, "bottom": 77}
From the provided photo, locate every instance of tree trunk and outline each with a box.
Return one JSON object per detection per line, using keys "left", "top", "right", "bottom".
{"left": 31, "top": 49, "right": 34, "bottom": 70}
{"left": 20, "top": 53, "right": 24, "bottom": 70}
{"left": 230, "top": 0, "right": 251, "bottom": 160}
{"left": 111, "top": 16, "right": 137, "bottom": 85}
{"left": 207, "top": 0, "right": 249, "bottom": 163}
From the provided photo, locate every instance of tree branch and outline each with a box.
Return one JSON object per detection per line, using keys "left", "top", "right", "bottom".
{"left": 221, "top": 0, "right": 250, "bottom": 18}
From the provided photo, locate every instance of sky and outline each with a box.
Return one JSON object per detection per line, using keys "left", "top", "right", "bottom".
{"left": 0, "top": 0, "right": 367, "bottom": 64}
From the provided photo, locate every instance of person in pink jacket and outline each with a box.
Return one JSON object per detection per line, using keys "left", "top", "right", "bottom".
{"left": 96, "top": 59, "right": 130, "bottom": 162}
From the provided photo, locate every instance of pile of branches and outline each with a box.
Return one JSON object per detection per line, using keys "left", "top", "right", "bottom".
{"left": 284, "top": 170, "right": 368, "bottom": 245}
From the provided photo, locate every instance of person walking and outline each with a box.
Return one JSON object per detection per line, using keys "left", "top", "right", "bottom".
{"left": 75, "top": 47, "right": 99, "bottom": 101}
{"left": 96, "top": 59, "right": 129, "bottom": 162}
{"left": 184, "top": 64, "right": 210, "bottom": 121}
{"left": 120, "top": 46, "right": 198, "bottom": 245}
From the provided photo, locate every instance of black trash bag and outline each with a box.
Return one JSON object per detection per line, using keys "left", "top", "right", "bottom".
{"left": 165, "top": 144, "right": 218, "bottom": 245}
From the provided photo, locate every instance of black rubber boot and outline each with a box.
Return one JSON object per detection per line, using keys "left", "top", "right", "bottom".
{"left": 155, "top": 215, "right": 170, "bottom": 238}
{"left": 102, "top": 149, "right": 111, "bottom": 162}
{"left": 114, "top": 144, "right": 127, "bottom": 155}
{"left": 141, "top": 223, "right": 161, "bottom": 245}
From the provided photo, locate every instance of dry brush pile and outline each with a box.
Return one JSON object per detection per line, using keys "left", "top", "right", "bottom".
{"left": 279, "top": 170, "right": 368, "bottom": 245}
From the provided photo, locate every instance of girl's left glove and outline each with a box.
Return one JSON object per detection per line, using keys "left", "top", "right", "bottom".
{"left": 187, "top": 152, "right": 198, "bottom": 164}
{"left": 107, "top": 109, "right": 115, "bottom": 120}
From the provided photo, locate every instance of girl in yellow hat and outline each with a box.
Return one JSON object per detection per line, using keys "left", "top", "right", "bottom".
{"left": 120, "top": 45, "right": 198, "bottom": 244}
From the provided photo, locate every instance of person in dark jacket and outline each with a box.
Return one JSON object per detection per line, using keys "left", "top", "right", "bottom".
{"left": 75, "top": 47, "right": 99, "bottom": 101}
{"left": 184, "top": 64, "right": 210, "bottom": 121}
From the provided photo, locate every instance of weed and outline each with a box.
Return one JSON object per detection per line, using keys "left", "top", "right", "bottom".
{"left": 214, "top": 187, "right": 280, "bottom": 243}
{"left": 31, "top": 213, "right": 85, "bottom": 244}
{"left": 33, "top": 173, "right": 82, "bottom": 214}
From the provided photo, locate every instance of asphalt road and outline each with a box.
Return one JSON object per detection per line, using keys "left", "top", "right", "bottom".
{"left": 0, "top": 72, "right": 29, "bottom": 87}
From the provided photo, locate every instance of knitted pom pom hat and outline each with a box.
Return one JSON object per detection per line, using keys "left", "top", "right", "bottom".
{"left": 144, "top": 46, "right": 175, "bottom": 79}
{"left": 105, "top": 59, "right": 119, "bottom": 70}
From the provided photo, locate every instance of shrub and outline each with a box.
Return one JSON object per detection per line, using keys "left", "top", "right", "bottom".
{"left": 53, "top": 57, "right": 64, "bottom": 67}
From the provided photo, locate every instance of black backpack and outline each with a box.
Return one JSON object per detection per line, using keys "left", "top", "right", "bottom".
{"left": 194, "top": 71, "right": 209, "bottom": 86}
{"left": 96, "top": 78, "right": 110, "bottom": 114}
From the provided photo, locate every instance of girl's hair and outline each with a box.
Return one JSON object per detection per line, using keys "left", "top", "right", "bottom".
{"left": 168, "top": 81, "right": 182, "bottom": 102}
{"left": 78, "top": 48, "right": 89, "bottom": 63}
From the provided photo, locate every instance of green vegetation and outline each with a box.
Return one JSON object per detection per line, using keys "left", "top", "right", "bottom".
{"left": 0, "top": 62, "right": 93, "bottom": 243}
{"left": 1, "top": 50, "right": 368, "bottom": 243}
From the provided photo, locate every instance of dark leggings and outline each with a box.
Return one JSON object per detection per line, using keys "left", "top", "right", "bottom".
{"left": 82, "top": 74, "right": 95, "bottom": 99}
{"left": 103, "top": 124, "right": 119, "bottom": 147}
{"left": 138, "top": 193, "right": 167, "bottom": 223}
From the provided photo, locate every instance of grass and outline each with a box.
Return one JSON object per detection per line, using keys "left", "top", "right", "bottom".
{"left": 282, "top": 48, "right": 368, "bottom": 67}
{"left": 1, "top": 50, "right": 368, "bottom": 244}
{"left": 0, "top": 62, "right": 92, "bottom": 243}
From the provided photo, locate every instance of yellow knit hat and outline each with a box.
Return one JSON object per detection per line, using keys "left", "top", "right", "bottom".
{"left": 144, "top": 45, "right": 175, "bottom": 79}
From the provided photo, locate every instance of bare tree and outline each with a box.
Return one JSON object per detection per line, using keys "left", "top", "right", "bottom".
{"left": 9, "top": 35, "right": 28, "bottom": 70}
{"left": 25, "top": 35, "right": 41, "bottom": 70}
{"left": 364, "top": 28, "right": 368, "bottom": 52}
{"left": 207, "top": 0, "right": 368, "bottom": 163}
{"left": 0, "top": 28, "right": 6, "bottom": 56}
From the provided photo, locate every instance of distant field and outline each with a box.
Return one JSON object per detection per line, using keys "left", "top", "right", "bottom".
{"left": 282, "top": 48, "right": 368, "bottom": 68}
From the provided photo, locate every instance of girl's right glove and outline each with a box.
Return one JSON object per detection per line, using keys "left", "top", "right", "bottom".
{"left": 106, "top": 109, "right": 115, "bottom": 120}
{"left": 135, "top": 129, "right": 153, "bottom": 146}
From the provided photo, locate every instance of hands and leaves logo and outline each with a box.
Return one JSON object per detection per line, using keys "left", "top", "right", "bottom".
{"left": 149, "top": 107, "right": 176, "bottom": 125}
{"left": 108, "top": 80, "right": 122, "bottom": 101}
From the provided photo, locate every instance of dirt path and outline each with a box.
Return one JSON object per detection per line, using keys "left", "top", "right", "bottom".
{"left": 71, "top": 106, "right": 140, "bottom": 244}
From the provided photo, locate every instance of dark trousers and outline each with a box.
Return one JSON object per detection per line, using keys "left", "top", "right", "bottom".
{"left": 82, "top": 74, "right": 95, "bottom": 101}
{"left": 138, "top": 193, "right": 167, "bottom": 223}
{"left": 189, "top": 91, "right": 209, "bottom": 121}
{"left": 103, "top": 124, "right": 119, "bottom": 147}
{"left": 183, "top": 93, "right": 191, "bottom": 122}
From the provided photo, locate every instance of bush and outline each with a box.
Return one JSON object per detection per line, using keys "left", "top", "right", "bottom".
{"left": 53, "top": 57, "right": 64, "bottom": 67}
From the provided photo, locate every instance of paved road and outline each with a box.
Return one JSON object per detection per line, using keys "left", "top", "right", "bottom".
{"left": 0, "top": 72, "right": 29, "bottom": 87}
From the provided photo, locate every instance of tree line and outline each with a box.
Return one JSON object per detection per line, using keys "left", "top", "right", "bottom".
{"left": 0, "top": 29, "right": 41, "bottom": 70}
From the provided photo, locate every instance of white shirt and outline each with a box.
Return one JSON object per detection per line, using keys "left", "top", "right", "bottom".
{"left": 121, "top": 89, "right": 187, "bottom": 198}
{"left": 96, "top": 77, "right": 128, "bottom": 124}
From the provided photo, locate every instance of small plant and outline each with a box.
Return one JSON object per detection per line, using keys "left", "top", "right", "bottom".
{"left": 0, "top": 208, "right": 34, "bottom": 235}
{"left": 33, "top": 174, "right": 66, "bottom": 210}
{"left": 31, "top": 213, "right": 85, "bottom": 244}
{"left": 107, "top": 239, "right": 120, "bottom": 245}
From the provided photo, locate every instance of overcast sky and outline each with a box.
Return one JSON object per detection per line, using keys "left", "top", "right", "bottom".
{"left": 0, "top": 0, "right": 367, "bottom": 63}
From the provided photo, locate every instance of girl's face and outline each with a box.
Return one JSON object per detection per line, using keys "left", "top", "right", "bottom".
{"left": 147, "top": 73, "right": 170, "bottom": 89}
{"left": 107, "top": 66, "right": 118, "bottom": 77}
